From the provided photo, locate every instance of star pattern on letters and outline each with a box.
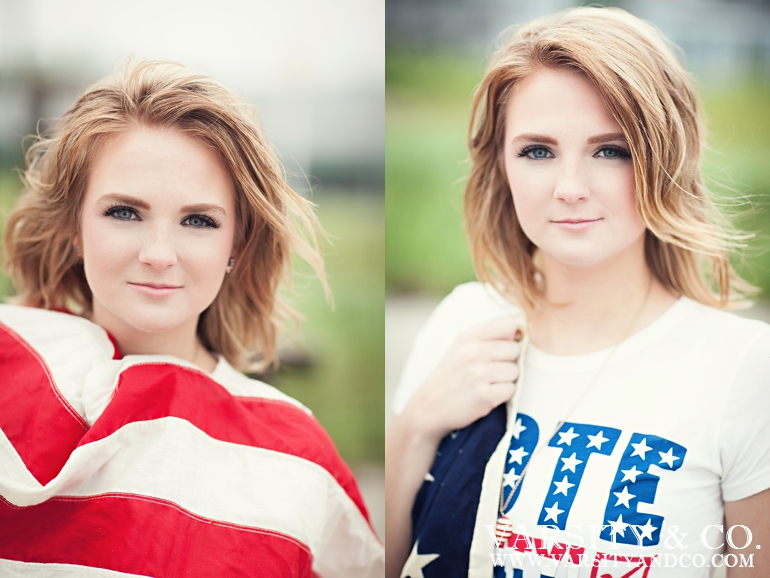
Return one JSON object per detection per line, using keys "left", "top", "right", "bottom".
{"left": 560, "top": 452, "right": 583, "bottom": 473}
{"left": 636, "top": 519, "right": 658, "bottom": 541}
{"left": 552, "top": 475, "right": 575, "bottom": 497}
{"left": 503, "top": 470, "right": 521, "bottom": 488}
{"left": 557, "top": 427, "right": 579, "bottom": 446}
{"left": 620, "top": 465, "right": 642, "bottom": 483}
{"left": 613, "top": 485, "right": 636, "bottom": 508}
{"left": 630, "top": 438, "right": 652, "bottom": 460}
{"left": 511, "top": 417, "right": 527, "bottom": 439}
{"left": 658, "top": 448, "right": 680, "bottom": 468}
{"left": 608, "top": 514, "right": 629, "bottom": 538}
{"left": 586, "top": 430, "right": 610, "bottom": 450}
{"left": 508, "top": 446, "right": 529, "bottom": 465}
{"left": 543, "top": 502, "right": 564, "bottom": 523}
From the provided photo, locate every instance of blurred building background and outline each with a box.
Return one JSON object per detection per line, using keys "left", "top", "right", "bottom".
{"left": 388, "top": 0, "right": 770, "bottom": 81}
{"left": 0, "top": 0, "right": 384, "bottom": 538}
{"left": 0, "top": 0, "right": 383, "bottom": 189}
{"left": 385, "top": 0, "right": 770, "bottom": 439}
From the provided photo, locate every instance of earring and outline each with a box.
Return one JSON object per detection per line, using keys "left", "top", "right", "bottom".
{"left": 226, "top": 258, "right": 235, "bottom": 273}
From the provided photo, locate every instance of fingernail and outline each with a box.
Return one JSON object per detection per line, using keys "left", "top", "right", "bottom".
{"left": 514, "top": 328, "right": 524, "bottom": 342}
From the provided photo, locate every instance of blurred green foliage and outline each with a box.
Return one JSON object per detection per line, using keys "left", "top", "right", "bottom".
{"left": 272, "top": 193, "right": 384, "bottom": 462}
{"left": 386, "top": 51, "right": 770, "bottom": 298}
{"left": 0, "top": 173, "right": 383, "bottom": 464}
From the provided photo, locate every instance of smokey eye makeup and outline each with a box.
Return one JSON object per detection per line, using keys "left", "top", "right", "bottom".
{"left": 102, "top": 204, "right": 222, "bottom": 229}
{"left": 516, "top": 144, "right": 631, "bottom": 160}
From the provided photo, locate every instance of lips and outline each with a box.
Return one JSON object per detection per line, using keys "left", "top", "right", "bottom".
{"left": 551, "top": 218, "right": 603, "bottom": 231}
{"left": 128, "top": 282, "right": 183, "bottom": 298}
{"left": 552, "top": 218, "right": 601, "bottom": 224}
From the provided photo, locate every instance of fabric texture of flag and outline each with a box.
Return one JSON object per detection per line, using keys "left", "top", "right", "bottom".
{"left": 0, "top": 305, "right": 384, "bottom": 577}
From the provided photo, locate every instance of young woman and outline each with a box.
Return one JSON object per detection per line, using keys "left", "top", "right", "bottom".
{"left": 386, "top": 7, "right": 770, "bottom": 578}
{"left": 0, "top": 60, "right": 383, "bottom": 577}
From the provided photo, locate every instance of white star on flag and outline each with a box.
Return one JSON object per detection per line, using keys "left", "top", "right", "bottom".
{"left": 658, "top": 448, "right": 680, "bottom": 468}
{"left": 637, "top": 519, "right": 658, "bottom": 541}
{"left": 608, "top": 514, "right": 629, "bottom": 538}
{"left": 543, "top": 502, "right": 564, "bottom": 523}
{"left": 613, "top": 485, "right": 636, "bottom": 508}
{"left": 557, "top": 427, "right": 579, "bottom": 446}
{"left": 508, "top": 446, "right": 529, "bottom": 465}
{"left": 400, "top": 540, "right": 439, "bottom": 578}
{"left": 503, "top": 470, "right": 522, "bottom": 488}
{"left": 630, "top": 438, "right": 652, "bottom": 460}
{"left": 553, "top": 475, "right": 575, "bottom": 496}
{"left": 586, "top": 430, "right": 610, "bottom": 450}
{"left": 620, "top": 465, "right": 642, "bottom": 483}
{"left": 560, "top": 452, "right": 583, "bottom": 473}
{"left": 511, "top": 417, "right": 527, "bottom": 439}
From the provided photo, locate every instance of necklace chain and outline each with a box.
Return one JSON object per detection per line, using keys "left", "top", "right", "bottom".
{"left": 498, "top": 275, "right": 655, "bottom": 518}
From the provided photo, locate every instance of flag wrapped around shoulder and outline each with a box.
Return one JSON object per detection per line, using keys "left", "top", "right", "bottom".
{"left": 400, "top": 324, "right": 528, "bottom": 578}
{"left": 0, "top": 305, "right": 384, "bottom": 578}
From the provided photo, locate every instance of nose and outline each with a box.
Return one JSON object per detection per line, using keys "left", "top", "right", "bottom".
{"left": 138, "top": 226, "right": 178, "bottom": 269}
{"left": 553, "top": 161, "right": 590, "bottom": 203}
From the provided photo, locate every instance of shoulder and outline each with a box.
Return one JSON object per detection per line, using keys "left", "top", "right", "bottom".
{"left": 206, "top": 356, "right": 376, "bottom": 543}
{"left": 0, "top": 304, "right": 115, "bottom": 358}
{"left": 679, "top": 298, "right": 770, "bottom": 356}
{"left": 210, "top": 356, "right": 312, "bottom": 414}
{"left": 207, "top": 357, "right": 351, "bottom": 481}
{"left": 0, "top": 304, "right": 117, "bottom": 422}
{"left": 428, "top": 281, "right": 524, "bottom": 334}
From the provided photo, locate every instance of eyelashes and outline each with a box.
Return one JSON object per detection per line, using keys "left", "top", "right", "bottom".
{"left": 103, "top": 204, "right": 222, "bottom": 229}
{"left": 516, "top": 144, "right": 632, "bottom": 160}
{"left": 103, "top": 205, "right": 138, "bottom": 221}
{"left": 182, "top": 214, "right": 222, "bottom": 229}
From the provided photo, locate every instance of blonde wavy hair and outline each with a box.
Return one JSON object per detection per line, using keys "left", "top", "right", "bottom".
{"left": 4, "top": 59, "right": 327, "bottom": 371}
{"left": 466, "top": 6, "right": 754, "bottom": 311}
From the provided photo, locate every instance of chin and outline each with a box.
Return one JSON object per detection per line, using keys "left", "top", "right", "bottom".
{"left": 541, "top": 246, "right": 609, "bottom": 269}
{"left": 121, "top": 309, "right": 192, "bottom": 335}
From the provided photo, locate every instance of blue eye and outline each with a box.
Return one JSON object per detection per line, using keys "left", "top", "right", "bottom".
{"left": 183, "top": 214, "right": 220, "bottom": 229}
{"left": 104, "top": 206, "right": 139, "bottom": 221}
{"left": 518, "top": 146, "right": 553, "bottom": 160}
{"left": 596, "top": 146, "right": 631, "bottom": 159}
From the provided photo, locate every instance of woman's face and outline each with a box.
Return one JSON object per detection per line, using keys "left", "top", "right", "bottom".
{"left": 503, "top": 67, "right": 645, "bottom": 269}
{"left": 80, "top": 126, "right": 236, "bottom": 339}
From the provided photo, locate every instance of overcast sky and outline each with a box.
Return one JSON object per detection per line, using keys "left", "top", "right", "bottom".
{"left": 1, "top": 0, "right": 383, "bottom": 97}
{"left": 0, "top": 0, "right": 384, "bottom": 180}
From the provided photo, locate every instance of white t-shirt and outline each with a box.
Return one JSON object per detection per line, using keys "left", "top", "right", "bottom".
{"left": 394, "top": 282, "right": 770, "bottom": 578}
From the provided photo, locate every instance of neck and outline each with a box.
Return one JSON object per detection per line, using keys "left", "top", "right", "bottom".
{"left": 90, "top": 305, "right": 217, "bottom": 372}
{"left": 529, "top": 243, "right": 676, "bottom": 355}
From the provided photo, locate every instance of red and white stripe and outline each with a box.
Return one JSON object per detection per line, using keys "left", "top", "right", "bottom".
{"left": 0, "top": 305, "right": 383, "bottom": 577}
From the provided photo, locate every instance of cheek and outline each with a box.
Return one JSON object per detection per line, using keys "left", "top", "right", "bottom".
{"left": 80, "top": 217, "right": 140, "bottom": 283}
{"left": 506, "top": 165, "right": 550, "bottom": 239}
{"left": 179, "top": 227, "right": 235, "bottom": 291}
{"left": 613, "top": 170, "right": 645, "bottom": 230}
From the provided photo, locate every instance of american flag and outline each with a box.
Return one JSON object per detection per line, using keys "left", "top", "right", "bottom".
{"left": 402, "top": 404, "right": 508, "bottom": 578}
{"left": 0, "top": 305, "right": 383, "bottom": 577}
{"left": 401, "top": 410, "right": 687, "bottom": 578}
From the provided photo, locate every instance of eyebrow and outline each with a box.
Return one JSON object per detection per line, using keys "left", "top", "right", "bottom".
{"left": 97, "top": 193, "right": 228, "bottom": 216}
{"left": 510, "top": 132, "right": 628, "bottom": 146}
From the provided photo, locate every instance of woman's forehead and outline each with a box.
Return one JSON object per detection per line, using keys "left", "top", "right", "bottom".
{"left": 504, "top": 68, "right": 622, "bottom": 143}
